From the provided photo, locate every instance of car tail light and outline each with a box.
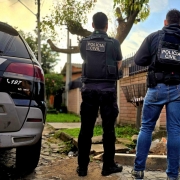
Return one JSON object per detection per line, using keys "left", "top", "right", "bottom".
{"left": 5, "top": 63, "right": 34, "bottom": 76}
{"left": 34, "top": 65, "right": 44, "bottom": 82}
{"left": 5, "top": 63, "right": 44, "bottom": 82}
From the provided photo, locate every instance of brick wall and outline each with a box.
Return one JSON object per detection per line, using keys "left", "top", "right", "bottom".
{"left": 118, "top": 72, "right": 146, "bottom": 125}
{"left": 117, "top": 72, "right": 166, "bottom": 128}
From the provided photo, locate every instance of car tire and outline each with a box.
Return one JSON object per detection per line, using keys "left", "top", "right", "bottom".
{"left": 16, "top": 137, "right": 42, "bottom": 173}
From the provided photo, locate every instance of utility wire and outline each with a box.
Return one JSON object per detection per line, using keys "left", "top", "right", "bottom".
{"left": 42, "top": 0, "right": 45, "bottom": 7}
{"left": 17, "top": 0, "right": 36, "bottom": 16}
{"left": 9, "top": 0, "right": 18, "bottom": 6}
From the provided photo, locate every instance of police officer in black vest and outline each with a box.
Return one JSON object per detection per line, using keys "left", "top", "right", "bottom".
{"left": 131, "top": 9, "right": 180, "bottom": 180}
{"left": 76, "top": 12, "right": 123, "bottom": 177}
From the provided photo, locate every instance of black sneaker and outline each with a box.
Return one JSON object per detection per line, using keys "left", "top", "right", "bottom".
{"left": 131, "top": 169, "right": 144, "bottom": 179}
{"left": 101, "top": 163, "right": 123, "bottom": 176}
{"left": 76, "top": 166, "right": 87, "bottom": 176}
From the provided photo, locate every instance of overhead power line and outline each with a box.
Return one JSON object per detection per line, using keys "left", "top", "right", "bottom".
{"left": 17, "top": 0, "right": 36, "bottom": 16}
{"left": 9, "top": 0, "right": 18, "bottom": 6}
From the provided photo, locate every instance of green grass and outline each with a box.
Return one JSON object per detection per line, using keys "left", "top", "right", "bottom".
{"left": 55, "top": 125, "right": 139, "bottom": 140}
{"left": 46, "top": 113, "right": 139, "bottom": 140}
{"left": 46, "top": 113, "right": 80, "bottom": 122}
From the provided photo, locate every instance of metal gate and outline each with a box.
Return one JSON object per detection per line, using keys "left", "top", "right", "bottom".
{"left": 121, "top": 83, "right": 147, "bottom": 129}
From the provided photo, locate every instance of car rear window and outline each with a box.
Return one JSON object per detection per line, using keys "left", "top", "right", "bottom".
{"left": 0, "top": 32, "right": 30, "bottom": 58}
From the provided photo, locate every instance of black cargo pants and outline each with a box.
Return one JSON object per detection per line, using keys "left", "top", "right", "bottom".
{"left": 78, "top": 89, "right": 119, "bottom": 168}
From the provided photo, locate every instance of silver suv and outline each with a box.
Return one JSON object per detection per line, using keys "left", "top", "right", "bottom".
{"left": 0, "top": 22, "right": 46, "bottom": 172}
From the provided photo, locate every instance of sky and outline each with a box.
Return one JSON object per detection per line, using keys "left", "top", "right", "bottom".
{"left": 0, "top": 0, "right": 180, "bottom": 73}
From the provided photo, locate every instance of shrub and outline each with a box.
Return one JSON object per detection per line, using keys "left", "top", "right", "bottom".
{"left": 45, "top": 73, "right": 64, "bottom": 97}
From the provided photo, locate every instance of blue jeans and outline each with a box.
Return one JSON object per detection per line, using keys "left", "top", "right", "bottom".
{"left": 134, "top": 83, "right": 180, "bottom": 178}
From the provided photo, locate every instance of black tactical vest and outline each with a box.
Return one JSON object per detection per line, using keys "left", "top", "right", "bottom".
{"left": 156, "top": 30, "right": 180, "bottom": 66}
{"left": 150, "top": 29, "right": 180, "bottom": 85}
{"left": 80, "top": 34, "right": 119, "bottom": 82}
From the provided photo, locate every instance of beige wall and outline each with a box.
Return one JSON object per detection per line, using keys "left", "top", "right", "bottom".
{"left": 68, "top": 88, "right": 82, "bottom": 115}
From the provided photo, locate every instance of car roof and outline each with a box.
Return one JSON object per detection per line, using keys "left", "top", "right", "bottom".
{"left": 0, "top": 22, "right": 18, "bottom": 36}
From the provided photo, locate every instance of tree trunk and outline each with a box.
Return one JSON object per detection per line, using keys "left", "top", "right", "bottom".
{"left": 116, "top": 11, "right": 139, "bottom": 44}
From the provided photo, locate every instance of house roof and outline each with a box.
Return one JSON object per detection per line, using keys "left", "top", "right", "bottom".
{"left": 61, "top": 63, "right": 82, "bottom": 75}
{"left": 69, "top": 77, "right": 82, "bottom": 90}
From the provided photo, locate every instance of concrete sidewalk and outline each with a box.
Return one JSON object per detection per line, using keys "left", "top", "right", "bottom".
{"left": 48, "top": 122, "right": 81, "bottom": 129}
{"left": 47, "top": 122, "right": 168, "bottom": 180}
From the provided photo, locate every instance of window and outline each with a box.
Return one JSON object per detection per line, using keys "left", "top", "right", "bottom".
{"left": 0, "top": 32, "right": 30, "bottom": 59}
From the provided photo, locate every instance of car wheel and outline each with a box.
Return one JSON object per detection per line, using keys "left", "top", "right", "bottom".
{"left": 16, "top": 137, "right": 42, "bottom": 173}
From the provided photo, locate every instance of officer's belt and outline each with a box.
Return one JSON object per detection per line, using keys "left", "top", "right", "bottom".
{"left": 155, "top": 72, "right": 180, "bottom": 84}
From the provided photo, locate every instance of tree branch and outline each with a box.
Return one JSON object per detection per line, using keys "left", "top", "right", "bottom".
{"left": 67, "top": 20, "right": 92, "bottom": 37}
{"left": 47, "top": 39, "right": 80, "bottom": 54}
{"left": 47, "top": 20, "right": 93, "bottom": 53}
{"left": 116, "top": 7, "right": 123, "bottom": 21}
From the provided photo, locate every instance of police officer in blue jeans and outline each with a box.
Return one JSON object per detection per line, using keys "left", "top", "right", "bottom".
{"left": 131, "top": 9, "right": 180, "bottom": 180}
{"left": 76, "top": 12, "right": 123, "bottom": 177}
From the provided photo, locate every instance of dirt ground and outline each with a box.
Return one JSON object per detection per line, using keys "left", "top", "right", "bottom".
{"left": 27, "top": 124, "right": 165, "bottom": 180}
{"left": 24, "top": 124, "right": 120, "bottom": 180}
{"left": 0, "top": 124, "right": 166, "bottom": 180}
{"left": 30, "top": 157, "right": 120, "bottom": 180}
